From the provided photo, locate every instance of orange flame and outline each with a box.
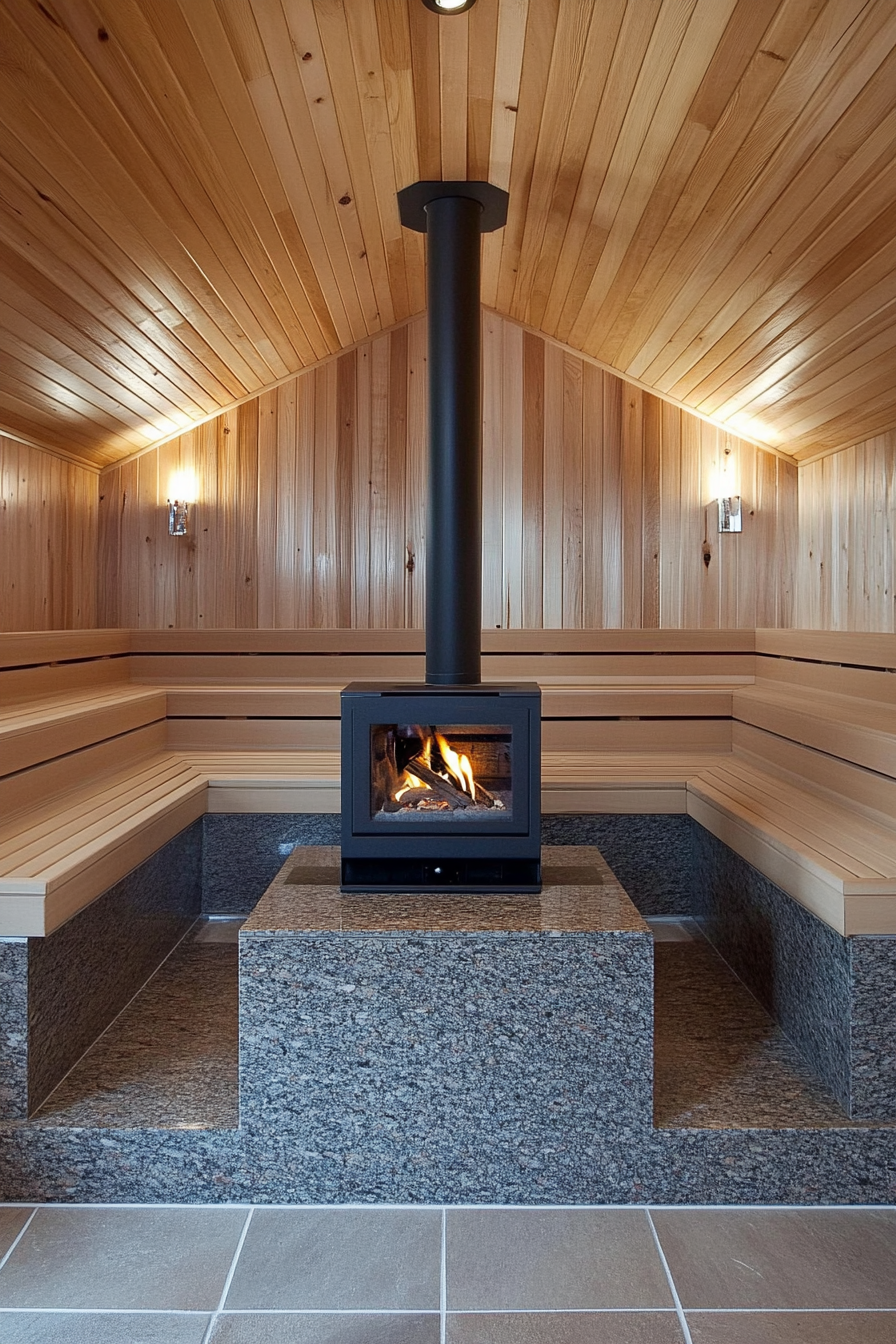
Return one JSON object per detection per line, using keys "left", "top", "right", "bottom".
{"left": 434, "top": 731, "right": 476, "bottom": 801}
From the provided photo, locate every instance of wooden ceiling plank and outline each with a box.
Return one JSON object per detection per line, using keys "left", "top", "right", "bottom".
{"left": 579, "top": 0, "right": 783, "bottom": 358}
{"left": 769, "top": 350, "right": 896, "bottom": 438}
{"left": 788, "top": 396, "right": 896, "bottom": 458}
{"left": 343, "top": 0, "right": 412, "bottom": 320}
{"left": 0, "top": 383, "right": 135, "bottom": 463}
{"left": 510, "top": 0, "right": 610, "bottom": 326}
{"left": 0, "top": 44, "right": 272, "bottom": 407}
{"left": 481, "top": 0, "right": 528, "bottom": 308}
{"left": 690, "top": 236, "right": 896, "bottom": 437}
{"left": 675, "top": 131, "right": 896, "bottom": 411}
{"left": 596, "top": 0, "right": 822, "bottom": 370}
{"left": 438, "top": 4, "right": 469, "bottom": 180}
{"left": 8, "top": 1, "right": 313, "bottom": 384}
{"left": 375, "top": 0, "right": 425, "bottom": 315}
{"left": 162, "top": 0, "right": 347, "bottom": 359}
{"left": 621, "top": 0, "right": 896, "bottom": 386}
{"left": 493, "top": 0, "right": 560, "bottom": 315}
{"left": 0, "top": 298, "right": 190, "bottom": 437}
{"left": 0, "top": 249, "right": 211, "bottom": 430}
{"left": 0, "top": 347, "right": 149, "bottom": 447}
{"left": 264, "top": 0, "right": 379, "bottom": 340}
{"left": 658, "top": 65, "right": 896, "bottom": 404}
{"left": 693, "top": 195, "right": 896, "bottom": 419}
{"left": 310, "top": 0, "right": 397, "bottom": 331}
{"left": 537, "top": 0, "right": 663, "bottom": 339}
{"left": 528, "top": 0, "right": 663, "bottom": 335}
{"left": 466, "top": 0, "right": 499, "bottom": 183}
{"left": 731, "top": 306, "right": 896, "bottom": 425}
{"left": 407, "top": 0, "right": 441, "bottom": 181}
{"left": 0, "top": 158, "right": 248, "bottom": 412}
{"left": 135, "top": 0, "right": 337, "bottom": 366}
{"left": 567, "top": 0, "right": 741, "bottom": 354}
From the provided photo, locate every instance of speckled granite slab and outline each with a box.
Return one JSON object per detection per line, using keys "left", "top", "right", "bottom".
{"left": 242, "top": 845, "right": 644, "bottom": 937}
{"left": 238, "top": 845, "right": 654, "bottom": 1200}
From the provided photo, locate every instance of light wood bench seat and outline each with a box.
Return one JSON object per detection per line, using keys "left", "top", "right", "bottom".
{"left": 0, "top": 685, "right": 166, "bottom": 775}
{"left": 688, "top": 758, "right": 896, "bottom": 935}
{"left": 0, "top": 753, "right": 206, "bottom": 936}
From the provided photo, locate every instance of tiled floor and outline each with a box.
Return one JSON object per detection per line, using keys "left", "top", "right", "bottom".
{"left": 0, "top": 1204, "right": 894, "bottom": 1342}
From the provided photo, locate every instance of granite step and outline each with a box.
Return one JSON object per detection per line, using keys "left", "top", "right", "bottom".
{"left": 652, "top": 922, "right": 865, "bottom": 1130}
{"left": 31, "top": 920, "right": 240, "bottom": 1130}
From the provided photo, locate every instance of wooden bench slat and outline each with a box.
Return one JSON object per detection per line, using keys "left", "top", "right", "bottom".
{"left": 705, "top": 760, "right": 896, "bottom": 864}
{"left": 0, "top": 757, "right": 199, "bottom": 868}
{"left": 696, "top": 766, "right": 894, "bottom": 879}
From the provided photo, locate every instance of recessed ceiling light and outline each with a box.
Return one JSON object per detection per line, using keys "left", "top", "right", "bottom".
{"left": 420, "top": 0, "right": 478, "bottom": 13}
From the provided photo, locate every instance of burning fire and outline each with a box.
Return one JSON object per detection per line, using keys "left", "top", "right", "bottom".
{"left": 434, "top": 731, "right": 476, "bottom": 801}
{"left": 391, "top": 728, "right": 481, "bottom": 808}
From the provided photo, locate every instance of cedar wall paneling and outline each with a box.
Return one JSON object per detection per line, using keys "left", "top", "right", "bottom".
{"left": 97, "top": 314, "right": 797, "bottom": 630}
{"left": 797, "top": 432, "right": 896, "bottom": 632}
{"left": 0, "top": 436, "right": 97, "bottom": 631}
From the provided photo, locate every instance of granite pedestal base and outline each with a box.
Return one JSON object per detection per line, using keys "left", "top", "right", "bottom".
{"left": 238, "top": 845, "right": 653, "bottom": 1202}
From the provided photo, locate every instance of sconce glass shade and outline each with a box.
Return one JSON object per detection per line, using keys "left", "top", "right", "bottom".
{"left": 420, "top": 0, "right": 477, "bottom": 12}
{"left": 718, "top": 496, "right": 742, "bottom": 533}
{"left": 168, "top": 500, "right": 189, "bottom": 536}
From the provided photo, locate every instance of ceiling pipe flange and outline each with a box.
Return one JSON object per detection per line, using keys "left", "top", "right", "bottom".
{"left": 397, "top": 180, "right": 509, "bottom": 235}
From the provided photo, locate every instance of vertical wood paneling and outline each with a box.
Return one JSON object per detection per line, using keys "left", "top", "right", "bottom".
{"left": 0, "top": 437, "right": 97, "bottom": 631}
{"left": 98, "top": 312, "right": 798, "bottom": 631}
{"left": 797, "top": 432, "right": 895, "bottom": 632}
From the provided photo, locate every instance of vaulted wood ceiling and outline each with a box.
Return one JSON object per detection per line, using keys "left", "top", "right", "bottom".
{"left": 0, "top": 0, "right": 894, "bottom": 469}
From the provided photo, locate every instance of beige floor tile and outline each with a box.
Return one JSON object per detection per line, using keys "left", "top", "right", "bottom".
{"left": 686, "top": 1310, "right": 896, "bottom": 1343}
{"left": 446, "top": 1310, "right": 687, "bottom": 1342}
{"left": 224, "top": 1208, "right": 442, "bottom": 1311}
{"left": 0, "top": 1312, "right": 211, "bottom": 1342}
{"left": 0, "top": 1207, "right": 248, "bottom": 1311}
{"left": 652, "top": 1209, "right": 896, "bottom": 1310}
{"left": 210, "top": 1314, "right": 440, "bottom": 1343}
{"left": 446, "top": 1209, "right": 674, "bottom": 1311}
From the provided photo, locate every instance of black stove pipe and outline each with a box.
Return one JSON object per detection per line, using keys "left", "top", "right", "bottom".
{"left": 397, "top": 180, "right": 509, "bottom": 687}
{"left": 424, "top": 194, "right": 483, "bottom": 685}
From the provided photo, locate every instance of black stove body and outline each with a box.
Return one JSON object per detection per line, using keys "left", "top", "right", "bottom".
{"left": 340, "top": 681, "right": 541, "bottom": 892}
{"left": 340, "top": 179, "right": 541, "bottom": 893}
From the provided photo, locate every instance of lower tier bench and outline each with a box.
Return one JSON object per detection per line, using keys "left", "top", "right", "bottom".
{"left": 687, "top": 759, "right": 896, "bottom": 935}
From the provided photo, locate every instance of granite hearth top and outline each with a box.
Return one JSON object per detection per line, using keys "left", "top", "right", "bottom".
{"left": 242, "top": 845, "right": 648, "bottom": 937}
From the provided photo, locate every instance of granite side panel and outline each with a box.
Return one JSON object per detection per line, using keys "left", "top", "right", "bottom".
{"left": 543, "top": 815, "right": 693, "bottom": 916}
{"left": 202, "top": 814, "right": 340, "bottom": 915}
{"left": 27, "top": 820, "right": 202, "bottom": 1113}
{"left": 692, "top": 822, "right": 853, "bottom": 1113}
{"left": 0, "top": 1123, "right": 894, "bottom": 1206}
{"left": 0, "top": 942, "right": 28, "bottom": 1120}
{"left": 850, "top": 937, "right": 896, "bottom": 1121}
{"left": 238, "top": 930, "right": 653, "bottom": 1203}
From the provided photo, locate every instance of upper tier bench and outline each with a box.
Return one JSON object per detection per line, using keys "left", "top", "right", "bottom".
{"left": 1, "top": 628, "right": 893, "bottom": 938}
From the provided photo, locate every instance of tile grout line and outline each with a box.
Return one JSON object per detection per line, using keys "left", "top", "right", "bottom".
{"left": 0, "top": 1208, "right": 37, "bottom": 1278}
{"left": 201, "top": 1204, "right": 254, "bottom": 1344}
{"left": 440, "top": 1205, "right": 447, "bottom": 1344}
{"left": 647, "top": 1209, "right": 694, "bottom": 1344}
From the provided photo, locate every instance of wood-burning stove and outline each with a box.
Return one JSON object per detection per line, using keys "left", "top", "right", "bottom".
{"left": 340, "top": 180, "right": 542, "bottom": 892}
{"left": 341, "top": 683, "right": 541, "bottom": 891}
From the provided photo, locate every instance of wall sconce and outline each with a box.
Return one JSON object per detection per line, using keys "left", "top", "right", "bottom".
{"left": 168, "top": 499, "right": 189, "bottom": 536}
{"left": 718, "top": 496, "right": 742, "bottom": 533}
{"left": 167, "top": 468, "right": 196, "bottom": 537}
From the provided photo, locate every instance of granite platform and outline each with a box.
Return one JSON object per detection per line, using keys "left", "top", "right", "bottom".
{"left": 0, "top": 828, "right": 895, "bottom": 1204}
